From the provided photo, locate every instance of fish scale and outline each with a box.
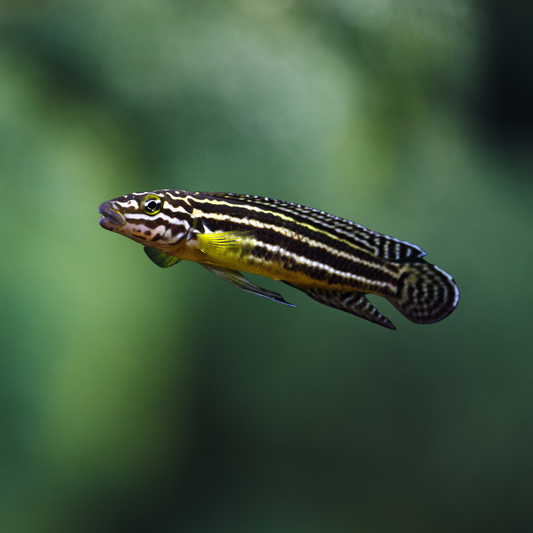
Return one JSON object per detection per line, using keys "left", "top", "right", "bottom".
{"left": 98, "top": 189, "right": 459, "bottom": 329}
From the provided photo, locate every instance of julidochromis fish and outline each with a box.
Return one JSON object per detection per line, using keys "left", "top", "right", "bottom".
{"left": 98, "top": 190, "right": 459, "bottom": 329}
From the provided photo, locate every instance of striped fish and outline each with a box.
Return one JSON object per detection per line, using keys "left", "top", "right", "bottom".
{"left": 98, "top": 190, "right": 459, "bottom": 329}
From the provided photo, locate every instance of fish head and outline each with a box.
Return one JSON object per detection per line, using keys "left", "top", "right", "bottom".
{"left": 98, "top": 190, "right": 191, "bottom": 247}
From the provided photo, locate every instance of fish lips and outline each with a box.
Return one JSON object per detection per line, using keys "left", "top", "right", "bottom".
{"left": 98, "top": 202, "right": 126, "bottom": 230}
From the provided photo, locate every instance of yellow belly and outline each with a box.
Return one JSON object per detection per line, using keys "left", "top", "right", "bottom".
{"left": 164, "top": 237, "right": 356, "bottom": 291}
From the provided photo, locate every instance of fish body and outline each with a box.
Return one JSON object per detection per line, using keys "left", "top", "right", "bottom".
{"left": 98, "top": 189, "right": 459, "bottom": 329}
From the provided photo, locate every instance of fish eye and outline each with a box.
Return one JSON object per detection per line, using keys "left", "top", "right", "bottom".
{"left": 141, "top": 195, "right": 162, "bottom": 215}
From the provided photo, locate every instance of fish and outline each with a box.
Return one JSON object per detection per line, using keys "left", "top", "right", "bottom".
{"left": 98, "top": 189, "right": 459, "bottom": 329}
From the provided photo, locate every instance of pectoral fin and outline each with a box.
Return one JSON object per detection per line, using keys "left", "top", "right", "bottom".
{"left": 201, "top": 264, "right": 295, "bottom": 307}
{"left": 144, "top": 246, "right": 182, "bottom": 268}
{"left": 288, "top": 285, "right": 396, "bottom": 330}
{"left": 196, "top": 231, "right": 253, "bottom": 258}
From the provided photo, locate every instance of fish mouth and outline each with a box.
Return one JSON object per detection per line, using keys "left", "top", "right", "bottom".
{"left": 98, "top": 202, "right": 126, "bottom": 229}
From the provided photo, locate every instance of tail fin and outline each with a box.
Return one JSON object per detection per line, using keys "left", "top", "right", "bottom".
{"left": 390, "top": 261, "right": 459, "bottom": 324}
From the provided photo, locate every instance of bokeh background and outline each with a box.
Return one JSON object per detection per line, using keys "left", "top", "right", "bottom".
{"left": 1, "top": 1, "right": 533, "bottom": 532}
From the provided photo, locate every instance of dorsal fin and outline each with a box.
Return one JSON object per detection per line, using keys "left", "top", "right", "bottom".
{"left": 366, "top": 233, "right": 426, "bottom": 263}
{"left": 200, "top": 191, "right": 426, "bottom": 262}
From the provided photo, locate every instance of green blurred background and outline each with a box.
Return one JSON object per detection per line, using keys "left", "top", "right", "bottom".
{"left": 1, "top": 1, "right": 533, "bottom": 531}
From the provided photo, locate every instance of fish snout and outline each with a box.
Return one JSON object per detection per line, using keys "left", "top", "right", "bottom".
{"left": 98, "top": 201, "right": 126, "bottom": 229}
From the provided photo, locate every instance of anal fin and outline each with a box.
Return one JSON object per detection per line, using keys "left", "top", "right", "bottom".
{"left": 201, "top": 264, "right": 295, "bottom": 307}
{"left": 293, "top": 286, "right": 396, "bottom": 330}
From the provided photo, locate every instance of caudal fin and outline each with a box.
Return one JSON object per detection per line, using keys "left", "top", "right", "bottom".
{"left": 390, "top": 261, "right": 459, "bottom": 324}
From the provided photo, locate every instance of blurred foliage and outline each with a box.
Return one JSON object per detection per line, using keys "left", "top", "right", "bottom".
{"left": 1, "top": 1, "right": 532, "bottom": 532}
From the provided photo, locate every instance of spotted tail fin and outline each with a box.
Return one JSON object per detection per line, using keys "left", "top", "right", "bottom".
{"left": 389, "top": 261, "right": 459, "bottom": 324}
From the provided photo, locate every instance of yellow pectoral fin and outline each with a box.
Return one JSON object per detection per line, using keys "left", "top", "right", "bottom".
{"left": 196, "top": 231, "right": 254, "bottom": 258}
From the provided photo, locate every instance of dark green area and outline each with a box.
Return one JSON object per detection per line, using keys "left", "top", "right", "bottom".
{"left": 1, "top": 1, "right": 532, "bottom": 532}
